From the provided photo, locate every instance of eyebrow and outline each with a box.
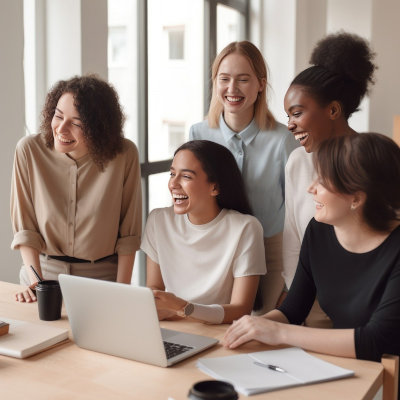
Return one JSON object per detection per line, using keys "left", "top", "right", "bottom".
{"left": 218, "top": 73, "right": 251, "bottom": 77}
{"left": 287, "top": 104, "right": 305, "bottom": 112}
{"left": 55, "top": 107, "right": 81, "bottom": 121}
{"left": 170, "top": 167, "right": 197, "bottom": 175}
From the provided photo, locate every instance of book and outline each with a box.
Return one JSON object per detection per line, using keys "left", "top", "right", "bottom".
{"left": 0, "top": 317, "right": 69, "bottom": 358}
{"left": 197, "top": 347, "right": 354, "bottom": 396}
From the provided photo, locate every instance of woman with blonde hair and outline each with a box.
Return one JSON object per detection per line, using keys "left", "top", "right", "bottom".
{"left": 190, "top": 41, "right": 298, "bottom": 313}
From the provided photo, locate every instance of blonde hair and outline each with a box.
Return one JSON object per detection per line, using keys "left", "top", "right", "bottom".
{"left": 207, "top": 41, "right": 276, "bottom": 130}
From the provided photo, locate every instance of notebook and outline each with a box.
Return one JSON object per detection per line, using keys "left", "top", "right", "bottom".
{"left": 58, "top": 274, "right": 218, "bottom": 367}
{"left": 197, "top": 347, "right": 354, "bottom": 395}
{"left": 0, "top": 317, "right": 69, "bottom": 358}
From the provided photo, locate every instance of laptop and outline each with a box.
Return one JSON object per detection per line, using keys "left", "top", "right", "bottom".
{"left": 58, "top": 274, "right": 218, "bottom": 367}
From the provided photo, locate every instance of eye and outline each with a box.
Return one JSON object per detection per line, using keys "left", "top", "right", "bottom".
{"left": 54, "top": 114, "right": 63, "bottom": 120}
{"left": 183, "top": 175, "right": 192, "bottom": 179}
{"left": 72, "top": 123, "right": 82, "bottom": 129}
{"left": 239, "top": 79, "right": 249, "bottom": 82}
{"left": 293, "top": 112, "right": 302, "bottom": 117}
{"left": 169, "top": 172, "right": 175, "bottom": 177}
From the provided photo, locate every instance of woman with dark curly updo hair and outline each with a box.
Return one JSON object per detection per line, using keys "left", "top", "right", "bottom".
{"left": 11, "top": 74, "right": 142, "bottom": 302}
{"left": 281, "top": 32, "right": 377, "bottom": 327}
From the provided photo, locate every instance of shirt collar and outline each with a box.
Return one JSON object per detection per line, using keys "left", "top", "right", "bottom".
{"left": 219, "top": 114, "right": 260, "bottom": 146}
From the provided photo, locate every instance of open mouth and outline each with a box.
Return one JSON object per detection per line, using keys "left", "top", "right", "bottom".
{"left": 172, "top": 193, "right": 188, "bottom": 204}
{"left": 294, "top": 132, "right": 309, "bottom": 146}
{"left": 226, "top": 96, "right": 244, "bottom": 104}
{"left": 313, "top": 200, "right": 324, "bottom": 209}
{"left": 56, "top": 134, "right": 75, "bottom": 144}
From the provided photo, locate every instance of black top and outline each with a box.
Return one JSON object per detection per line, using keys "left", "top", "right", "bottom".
{"left": 279, "top": 219, "right": 400, "bottom": 362}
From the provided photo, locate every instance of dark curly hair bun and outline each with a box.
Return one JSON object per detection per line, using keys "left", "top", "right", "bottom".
{"left": 310, "top": 31, "right": 376, "bottom": 98}
{"left": 292, "top": 31, "right": 377, "bottom": 119}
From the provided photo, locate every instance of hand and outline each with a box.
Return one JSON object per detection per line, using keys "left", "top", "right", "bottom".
{"left": 223, "top": 315, "right": 283, "bottom": 349}
{"left": 157, "top": 308, "right": 178, "bottom": 321}
{"left": 152, "top": 290, "right": 187, "bottom": 314}
{"left": 15, "top": 283, "right": 38, "bottom": 303}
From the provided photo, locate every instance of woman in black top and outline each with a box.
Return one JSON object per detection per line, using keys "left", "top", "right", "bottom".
{"left": 224, "top": 134, "right": 400, "bottom": 376}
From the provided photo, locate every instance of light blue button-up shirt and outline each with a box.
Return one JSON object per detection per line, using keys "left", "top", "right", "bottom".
{"left": 189, "top": 115, "right": 299, "bottom": 237}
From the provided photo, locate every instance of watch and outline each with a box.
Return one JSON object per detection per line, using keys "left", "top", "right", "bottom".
{"left": 178, "top": 302, "right": 194, "bottom": 317}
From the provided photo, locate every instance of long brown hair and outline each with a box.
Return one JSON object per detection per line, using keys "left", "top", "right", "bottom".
{"left": 207, "top": 41, "right": 275, "bottom": 131}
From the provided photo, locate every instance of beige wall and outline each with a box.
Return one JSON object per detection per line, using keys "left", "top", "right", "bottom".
{"left": 0, "top": 0, "right": 25, "bottom": 282}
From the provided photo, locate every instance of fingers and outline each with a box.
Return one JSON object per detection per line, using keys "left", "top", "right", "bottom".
{"left": 223, "top": 316, "right": 253, "bottom": 349}
{"left": 15, "top": 287, "right": 37, "bottom": 303}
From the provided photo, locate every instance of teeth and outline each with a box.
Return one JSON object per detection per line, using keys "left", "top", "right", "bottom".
{"left": 57, "top": 134, "right": 74, "bottom": 144}
{"left": 295, "top": 133, "right": 309, "bottom": 141}
{"left": 226, "top": 96, "right": 243, "bottom": 102}
{"left": 314, "top": 200, "right": 323, "bottom": 208}
{"left": 172, "top": 194, "right": 188, "bottom": 199}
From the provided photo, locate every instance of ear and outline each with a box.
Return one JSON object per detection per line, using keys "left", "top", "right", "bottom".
{"left": 328, "top": 101, "right": 342, "bottom": 120}
{"left": 258, "top": 77, "right": 266, "bottom": 93}
{"left": 350, "top": 191, "right": 366, "bottom": 211}
{"left": 211, "top": 184, "right": 219, "bottom": 197}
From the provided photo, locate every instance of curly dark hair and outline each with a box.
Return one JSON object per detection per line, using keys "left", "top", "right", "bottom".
{"left": 174, "top": 140, "right": 252, "bottom": 215}
{"left": 314, "top": 133, "right": 400, "bottom": 232}
{"left": 291, "top": 31, "right": 377, "bottom": 119}
{"left": 41, "top": 74, "right": 125, "bottom": 169}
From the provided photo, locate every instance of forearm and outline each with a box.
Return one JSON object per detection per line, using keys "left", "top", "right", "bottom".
{"left": 222, "top": 303, "right": 253, "bottom": 323}
{"left": 116, "top": 253, "right": 135, "bottom": 284}
{"left": 19, "top": 245, "right": 42, "bottom": 284}
{"left": 279, "top": 323, "right": 356, "bottom": 358}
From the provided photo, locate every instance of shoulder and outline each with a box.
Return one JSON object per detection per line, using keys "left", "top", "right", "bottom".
{"left": 16, "top": 133, "right": 46, "bottom": 151}
{"left": 190, "top": 119, "right": 220, "bottom": 139}
{"left": 259, "top": 122, "right": 298, "bottom": 150}
{"left": 121, "top": 138, "right": 139, "bottom": 157}
{"left": 147, "top": 206, "right": 175, "bottom": 223}
{"left": 223, "top": 209, "right": 263, "bottom": 233}
{"left": 286, "top": 146, "right": 312, "bottom": 169}
{"left": 15, "top": 134, "right": 49, "bottom": 159}
{"left": 304, "top": 218, "right": 330, "bottom": 240}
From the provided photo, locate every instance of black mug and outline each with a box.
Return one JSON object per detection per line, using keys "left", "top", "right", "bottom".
{"left": 188, "top": 380, "right": 238, "bottom": 400}
{"left": 35, "top": 280, "right": 63, "bottom": 321}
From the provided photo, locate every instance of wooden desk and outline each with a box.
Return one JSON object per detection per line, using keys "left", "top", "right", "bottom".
{"left": 0, "top": 281, "right": 383, "bottom": 400}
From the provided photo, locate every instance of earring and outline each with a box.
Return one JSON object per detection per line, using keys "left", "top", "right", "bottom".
{"left": 351, "top": 204, "right": 356, "bottom": 210}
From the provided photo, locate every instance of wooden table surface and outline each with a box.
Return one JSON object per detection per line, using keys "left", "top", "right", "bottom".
{"left": 0, "top": 281, "right": 383, "bottom": 400}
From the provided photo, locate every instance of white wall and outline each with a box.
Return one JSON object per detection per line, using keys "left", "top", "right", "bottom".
{"left": 369, "top": 0, "right": 400, "bottom": 136}
{"left": 257, "top": 0, "right": 400, "bottom": 138}
{"left": 0, "top": 0, "right": 26, "bottom": 282}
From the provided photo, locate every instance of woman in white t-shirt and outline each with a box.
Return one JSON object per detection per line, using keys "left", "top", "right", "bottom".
{"left": 141, "top": 140, "right": 266, "bottom": 324}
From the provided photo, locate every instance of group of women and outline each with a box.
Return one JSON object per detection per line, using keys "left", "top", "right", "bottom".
{"left": 11, "top": 31, "right": 400, "bottom": 388}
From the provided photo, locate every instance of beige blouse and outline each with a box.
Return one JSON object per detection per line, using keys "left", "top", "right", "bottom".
{"left": 11, "top": 134, "right": 142, "bottom": 261}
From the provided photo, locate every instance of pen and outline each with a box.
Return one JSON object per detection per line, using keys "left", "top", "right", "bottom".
{"left": 253, "top": 361, "right": 286, "bottom": 373}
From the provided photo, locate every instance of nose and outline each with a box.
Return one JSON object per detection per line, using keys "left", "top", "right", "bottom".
{"left": 307, "top": 179, "right": 318, "bottom": 194}
{"left": 169, "top": 175, "right": 180, "bottom": 189}
{"left": 287, "top": 118, "right": 296, "bottom": 132}
{"left": 56, "top": 119, "right": 68, "bottom": 133}
{"left": 228, "top": 79, "right": 237, "bottom": 93}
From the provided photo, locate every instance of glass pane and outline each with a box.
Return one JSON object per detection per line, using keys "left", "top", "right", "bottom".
{"left": 217, "top": 4, "right": 245, "bottom": 53}
{"left": 148, "top": 0, "right": 204, "bottom": 162}
{"left": 107, "top": 0, "right": 138, "bottom": 145}
{"left": 149, "top": 172, "right": 172, "bottom": 212}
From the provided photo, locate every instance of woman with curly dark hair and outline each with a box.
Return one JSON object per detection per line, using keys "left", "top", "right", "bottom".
{"left": 282, "top": 31, "right": 377, "bottom": 327}
{"left": 11, "top": 74, "right": 142, "bottom": 302}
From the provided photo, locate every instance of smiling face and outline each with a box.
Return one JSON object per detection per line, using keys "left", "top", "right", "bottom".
{"left": 51, "top": 92, "right": 89, "bottom": 160}
{"left": 284, "top": 85, "right": 335, "bottom": 153}
{"left": 216, "top": 52, "right": 264, "bottom": 128}
{"left": 168, "top": 150, "right": 220, "bottom": 225}
{"left": 307, "top": 178, "right": 357, "bottom": 226}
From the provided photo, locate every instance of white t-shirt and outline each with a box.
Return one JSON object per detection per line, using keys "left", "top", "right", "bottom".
{"left": 282, "top": 147, "right": 316, "bottom": 288}
{"left": 141, "top": 207, "right": 266, "bottom": 305}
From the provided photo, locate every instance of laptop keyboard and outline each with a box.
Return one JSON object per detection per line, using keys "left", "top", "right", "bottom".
{"left": 163, "top": 341, "right": 193, "bottom": 359}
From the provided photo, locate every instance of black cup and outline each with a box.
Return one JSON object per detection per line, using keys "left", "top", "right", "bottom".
{"left": 188, "top": 380, "right": 238, "bottom": 400}
{"left": 35, "top": 280, "right": 62, "bottom": 321}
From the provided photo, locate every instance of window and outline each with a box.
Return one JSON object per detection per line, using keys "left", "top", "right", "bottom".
{"left": 107, "top": 0, "right": 249, "bottom": 283}
{"left": 167, "top": 27, "right": 185, "bottom": 60}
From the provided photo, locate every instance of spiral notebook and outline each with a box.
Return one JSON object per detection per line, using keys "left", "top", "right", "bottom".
{"left": 197, "top": 347, "right": 354, "bottom": 396}
{"left": 0, "top": 317, "right": 69, "bottom": 358}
